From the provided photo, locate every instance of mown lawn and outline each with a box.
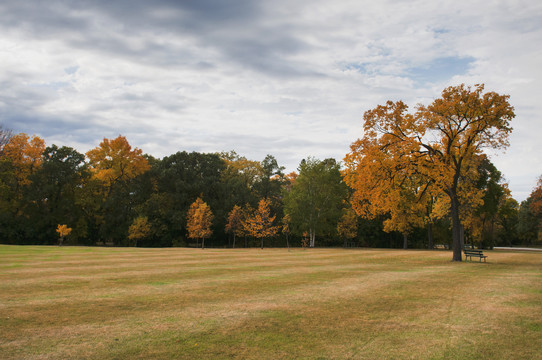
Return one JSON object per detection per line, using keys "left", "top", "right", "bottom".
{"left": 0, "top": 246, "right": 540, "bottom": 359}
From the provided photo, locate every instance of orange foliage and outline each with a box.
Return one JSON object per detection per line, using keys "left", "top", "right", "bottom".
{"left": 186, "top": 198, "right": 214, "bottom": 245}
{"left": 86, "top": 135, "right": 149, "bottom": 188}
{"left": 220, "top": 151, "right": 263, "bottom": 188}
{"left": 56, "top": 224, "right": 72, "bottom": 245}
{"left": 2, "top": 133, "right": 45, "bottom": 186}
{"left": 337, "top": 208, "right": 358, "bottom": 240}
{"left": 225, "top": 205, "right": 244, "bottom": 238}
{"left": 56, "top": 224, "right": 72, "bottom": 237}
{"left": 128, "top": 216, "right": 151, "bottom": 241}
{"left": 344, "top": 84, "right": 515, "bottom": 260}
{"left": 243, "top": 198, "right": 279, "bottom": 243}
{"left": 283, "top": 171, "right": 298, "bottom": 191}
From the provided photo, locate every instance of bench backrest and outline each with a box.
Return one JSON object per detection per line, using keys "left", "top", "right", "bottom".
{"left": 464, "top": 249, "right": 484, "bottom": 254}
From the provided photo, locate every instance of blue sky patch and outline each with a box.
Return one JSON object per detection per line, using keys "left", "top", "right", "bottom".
{"left": 408, "top": 56, "right": 475, "bottom": 85}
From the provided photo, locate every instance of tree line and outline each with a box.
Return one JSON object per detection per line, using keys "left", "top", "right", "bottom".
{"left": 0, "top": 84, "right": 540, "bottom": 255}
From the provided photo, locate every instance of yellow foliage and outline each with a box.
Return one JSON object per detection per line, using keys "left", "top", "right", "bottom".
{"left": 56, "top": 224, "right": 72, "bottom": 237}
{"left": 186, "top": 198, "right": 214, "bottom": 240}
{"left": 3, "top": 133, "right": 45, "bottom": 186}
{"left": 344, "top": 84, "right": 514, "bottom": 254}
{"left": 219, "top": 151, "right": 263, "bottom": 189}
{"left": 86, "top": 135, "right": 149, "bottom": 188}
{"left": 225, "top": 205, "right": 244, "bottom": 237}
{"left": 243, "top": 198, "right": 278, "bottom": 239}
{"left": 128, "top": 216, "right": 151, "bottom": 240}
{"left": 337, "top": 209, "right": 358, "bottom": 240}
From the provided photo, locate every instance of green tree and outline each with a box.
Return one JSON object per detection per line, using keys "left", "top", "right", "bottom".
{"left": 149, "top": 151, "right": 226, "bottom": 247}
{"left": 284, "top": 157, "right": 348, "bottom": 247}
{"left": 26, "top": 145, "right": 88, "bottom": 244}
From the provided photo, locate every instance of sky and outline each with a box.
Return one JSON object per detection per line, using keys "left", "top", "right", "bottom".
{"left": 1, "top": 0, "right": 541, "bottom": 202}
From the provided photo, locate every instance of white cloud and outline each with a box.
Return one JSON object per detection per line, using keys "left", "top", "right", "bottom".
{"left": 0, "top": 0, "right": 541, "bottom": 201}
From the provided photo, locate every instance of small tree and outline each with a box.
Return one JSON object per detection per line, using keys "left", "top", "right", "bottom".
{"left": 186, "top": 197, "right": 214, "bottom": 249}
{"left": 225, "top": 205, "right": 244, "bottom": 248}
{"left": 56, "top": 224, "right": 72, "bottom": 246}
{"left": 243, "top": 198, "right": 278, "bottom": 249}
{"left": 282, "top": 214, "right": 292, "bottom": 250}
{"left": 301, "top": 232, "right": 309, "bottom": 249}
{"left": 128, "top": 216, "right": 151, "bottom": 247}
{"left": 337, "top": 208, "right": 358, "bottom": 247}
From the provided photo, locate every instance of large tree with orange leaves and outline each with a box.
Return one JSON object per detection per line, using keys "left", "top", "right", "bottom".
{"left": 186, "top": 197, "right": 214, "bottom": 249}
{"left": 86, "top": 135, "right": 149, "bottom": 191}
{"left": 2, "top": 133, "right": 45, "bottom": 187}
{"left": 85, "top": 135, "right": 150, "bottom": 245}
{"left": 344, "top": 84, "right": 515, "bottom": 261}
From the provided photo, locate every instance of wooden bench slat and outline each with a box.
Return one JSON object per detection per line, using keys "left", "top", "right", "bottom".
{"left": 463, "top": 248, "right": 488, "bottom": 262}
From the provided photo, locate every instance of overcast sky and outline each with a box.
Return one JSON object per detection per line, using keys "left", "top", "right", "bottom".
{"left": 1, "top": 0, "right": 541, "bottom": 201}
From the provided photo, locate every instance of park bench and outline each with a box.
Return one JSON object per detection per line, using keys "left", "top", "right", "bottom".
{"left": 463, "top": 248, "right": 488, "bottom": 262}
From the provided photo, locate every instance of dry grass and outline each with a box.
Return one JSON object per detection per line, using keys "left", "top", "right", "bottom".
{"left": 0, "top": 246, "right": 541, "bottom": 359}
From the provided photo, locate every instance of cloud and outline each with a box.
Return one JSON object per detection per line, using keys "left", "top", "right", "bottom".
{"left": 0, "top": 0, "right": 541, "bottom": 201}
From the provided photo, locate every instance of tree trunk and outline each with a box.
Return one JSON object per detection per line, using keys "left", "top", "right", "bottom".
{"left": 450, "top": 193, "right": 463, "bottom": 261}
{"left": 286, "top": 234, "right": 290, "bottom": 251}
{"left": 201, "top": 237, "right": 205, "bottom": 250}
{"left": 427, "top": 222, "right": 434, "bottom": 249}
{"left": 403, "top": 233, "right": 408, "bottom": 249}
{"left": 309, "top": 228, "right": 315, "bottom": 248}
{"left": 232, "top": 234, "right": 236, "bottom": 249}
{"left": 261, "top": 237, "right": 264, "bottom": 249}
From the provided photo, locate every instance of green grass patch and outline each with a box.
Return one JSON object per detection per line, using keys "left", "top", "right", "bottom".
{"left": 0, "top": 246, "right": 540, "bottom": 359}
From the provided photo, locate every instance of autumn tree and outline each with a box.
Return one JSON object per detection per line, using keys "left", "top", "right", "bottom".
{"left": 186, "top": 197, "right": 214, "bottom": 249}
{"left": 337, "top": 208, "right": 359, "bottom": 248}
{"left": 86, "top": 135, "right": 149, "bottom": 191}
{"left": 344, "top": 84, "right": 514, "bottom": 261}
{"left": 85, "top": 136, "right": 150, "bottom": 245}
{"left": 243, "top": 198, "right": 279, "bottom": 249}
{"left": 220, "top": 151, "right": 262, "bottom": 195}
{"left": 225, "top": 205, "right": 244, "bottom": 248}
{"left": 2, "top": 133, "right": 45, "bottom": 187}
{"left": 128, "top": 216, "right": 151, "bottom": 246}
{"left": 56, "top": 224, "right": 72, "bottom": 246}
{"left": 283, "top": 171, "right": 298, "bottom": 192}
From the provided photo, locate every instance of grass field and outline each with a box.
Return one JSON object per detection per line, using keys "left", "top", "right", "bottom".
{"left": 1, "top": 246, "right": 541, "bottom": 359}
